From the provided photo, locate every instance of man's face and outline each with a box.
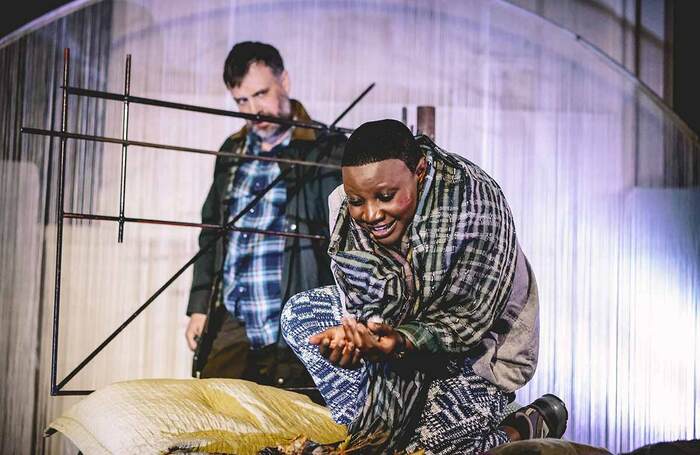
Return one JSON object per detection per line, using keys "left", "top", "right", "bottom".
{"left": 342, "top": 158, "right": 426, "bottom": 247}
{"left": 230, "top": 62, "right": 292, "bottom": 141}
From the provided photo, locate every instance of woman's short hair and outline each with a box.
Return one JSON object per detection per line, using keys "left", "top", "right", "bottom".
{"left": 342, "top": 119, "right": 421, "bottom": 172}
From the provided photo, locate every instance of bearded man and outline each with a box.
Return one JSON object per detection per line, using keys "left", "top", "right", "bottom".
{"left": 186, "top": 42, "right": 343, "bottom": 388}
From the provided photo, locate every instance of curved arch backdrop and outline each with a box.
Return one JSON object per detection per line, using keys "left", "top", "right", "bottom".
{"left": 1, "top": 1, "right": 698, "bottom": 453}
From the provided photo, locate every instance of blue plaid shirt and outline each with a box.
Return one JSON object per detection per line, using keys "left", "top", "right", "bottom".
{"left": 222, "top": 132, "right": 288, "bottom": 348}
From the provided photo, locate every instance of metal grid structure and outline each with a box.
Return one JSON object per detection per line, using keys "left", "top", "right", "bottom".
{"left": 21, "top": 48, "right": 371, "bottom": 396}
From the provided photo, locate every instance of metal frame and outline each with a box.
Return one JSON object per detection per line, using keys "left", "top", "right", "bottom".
{"left": 21, "top": 49, "right": 371, "bottom": 396}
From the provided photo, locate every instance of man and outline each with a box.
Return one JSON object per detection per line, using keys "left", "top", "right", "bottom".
{"left": 281, "top": 119, "right": 567, "bottom": 453}
{"left": 186, "top": 42, "right": 343, "bottom": 388}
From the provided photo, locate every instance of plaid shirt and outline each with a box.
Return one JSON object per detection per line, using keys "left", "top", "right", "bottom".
{"left": 222, "top": 132, "right": 289, "bottom": 348}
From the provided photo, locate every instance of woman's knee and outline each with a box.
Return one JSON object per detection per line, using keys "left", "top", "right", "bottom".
{"left": 282, "top": 290, "right": 311, "bottom": 324}
{"left": 281, "top": 286, "right": 342, "bottom": 344}
{"left": 280, "top": 289, "right": 316, "bottom": 345}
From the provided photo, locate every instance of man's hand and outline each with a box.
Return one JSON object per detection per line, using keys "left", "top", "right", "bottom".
{"left": 186, "top": 313, "right": 207, "bottom": 351}
{"left": 309, "top": 326, "right": 362, "bottom": 368}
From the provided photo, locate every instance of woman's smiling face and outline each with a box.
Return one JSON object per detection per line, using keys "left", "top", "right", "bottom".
{"left": 342, "top": 158, "right": 426, "bottom": 247}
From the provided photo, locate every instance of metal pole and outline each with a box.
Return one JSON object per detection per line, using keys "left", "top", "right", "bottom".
{"left": 56, "top": 166, "right": 296, "bottom": 390}
{"left": 416, "top": 105, "right": 436, "bottom": 140}
{"left": 55, "top": 232, "right": 224, "bottom": 390}
{"left": 20, "top": 127, "right": 341, "bottom": 170}
{"left": 53, "top": 390, "right": 92, "bottom": 396}
{"left": 117, "top": 55, "right": 131, "bottom": 243}
{"left": 63, "top": 211, "right": 328, "bottom": 241}
{"left": 50, "top": 48, "right": 70, "bottom": 396}
{"left": 35, "top": 51, "right": 366, "bottom": 393}
{"left": 330, "top": 83, "right": 375, "bottom": 128}
{"left": 63, "top": 86, "right": 353, "bottom": 134}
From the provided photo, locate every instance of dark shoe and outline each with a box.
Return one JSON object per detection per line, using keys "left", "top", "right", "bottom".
{"left": 501, "top": 393, "right": 568, "bottom": 439}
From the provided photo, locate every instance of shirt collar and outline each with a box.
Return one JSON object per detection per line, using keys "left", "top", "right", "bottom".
{"left": 245, "top": 129, "right": 293, "bottom": 157}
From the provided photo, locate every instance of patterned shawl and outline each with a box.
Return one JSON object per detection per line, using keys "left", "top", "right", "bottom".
{"left": 327, "top": 136, "right": 518, "bottom": 451}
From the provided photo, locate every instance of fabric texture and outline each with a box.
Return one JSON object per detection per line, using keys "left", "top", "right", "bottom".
{"left": 282, "top": 285, "right": 510, "bottom": 455}
{"left": 222, "top": 132, "right": 288, "bottom": 348}
{"left": 45, "top": 378, "right": 346, "bottom": 455}
{"left": 281, "top": 285, "right": 367, "bottom": 425}
{"left": 328, "top": 136, "right": 517, "bottom": 354}
{"left": 327, "top": 185, "right": 540, "bottom": 393}
{"left": 326, "top": 136, "right": 519, "bottom": 450}
{"left": 405, "top": 369, "right": 509, "bottom": 454}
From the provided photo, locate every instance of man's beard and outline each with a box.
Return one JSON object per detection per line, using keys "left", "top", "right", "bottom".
{"left": 251, "top": 120, "right": 291, "bottom": 142}
{"left": 250, "top": 97, "right": 292, "bottom": 143}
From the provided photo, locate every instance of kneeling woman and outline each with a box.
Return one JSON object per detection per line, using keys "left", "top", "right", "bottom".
{"left": 282, "top": 119, "right": 555, "bottom": 454}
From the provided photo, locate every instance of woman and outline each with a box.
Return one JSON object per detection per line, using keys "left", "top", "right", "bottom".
{"left": 282, "top": 119, "right": 564, "bottom": 454}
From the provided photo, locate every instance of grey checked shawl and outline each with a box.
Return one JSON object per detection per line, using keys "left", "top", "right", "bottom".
{"left": 328, "top": 136, "right": 518, "bottom": 451}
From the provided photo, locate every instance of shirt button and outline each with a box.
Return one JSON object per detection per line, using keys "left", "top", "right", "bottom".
{"left": 238, "top": 286, "right": 246, "bottom": 294}
{"left": 277, "top": 377, "right": 285, "bottom": 385}
{"left": 249, "top": 208, "right": 255, "bottom": 214}
{"left": 242, "top": 233, "right": 249, "bottom": 239}
{"left": 289, "top": 223, "right": 297, "bottom": 231}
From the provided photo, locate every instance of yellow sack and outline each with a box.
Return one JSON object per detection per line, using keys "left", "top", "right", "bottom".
{"left": 46, "top": 378, "right": 346, "bottom": 454}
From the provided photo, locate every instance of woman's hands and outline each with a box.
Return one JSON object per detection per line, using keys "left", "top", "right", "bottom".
{"left": 308, "top": 317, "right": 406, "bottom": 368}
{"left": 308, "top": 325, "right": 361, "bottom": 368}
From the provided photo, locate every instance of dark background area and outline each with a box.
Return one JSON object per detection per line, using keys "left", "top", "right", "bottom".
{"left": 0, "top": 0, "right": 73, "bottom": 39}
{"left": 671, "top": 0, "right": 700, "bottom": 136}
{"left": 2, "top": 0, "right": 699, "bottom": 136}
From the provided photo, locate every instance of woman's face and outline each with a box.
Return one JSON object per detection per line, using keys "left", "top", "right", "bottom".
{"left": 342, "top": 158, "right": 425, "bottom": 247}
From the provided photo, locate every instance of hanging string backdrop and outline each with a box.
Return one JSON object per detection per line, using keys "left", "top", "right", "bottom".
{"left": 0, "top": 1, "right": 698, "bottom": 453}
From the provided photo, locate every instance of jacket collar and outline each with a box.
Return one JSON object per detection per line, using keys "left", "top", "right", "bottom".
{"left": 228, "top": 99, "right": 316, "bottom": 144}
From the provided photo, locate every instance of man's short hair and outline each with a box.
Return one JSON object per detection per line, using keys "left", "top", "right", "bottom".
{"left": 223, "top": 41, "right": 285, "bottom": 88}
{"left": 342, "top": 119, "right": 422, "bottom": 172}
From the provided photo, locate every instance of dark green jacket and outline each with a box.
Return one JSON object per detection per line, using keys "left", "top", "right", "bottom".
{"left": 187, "top": 100, "right": 344, "bottom": 316}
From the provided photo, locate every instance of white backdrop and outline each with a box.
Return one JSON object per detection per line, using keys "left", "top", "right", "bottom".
{"left": 1, "top": 1, "right": 698, "bottom": 453}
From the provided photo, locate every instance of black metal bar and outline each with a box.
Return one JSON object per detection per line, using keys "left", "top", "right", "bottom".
{"left": 634, "top": 0, "right": 641, "bottom": 78}
{"left": 53, "top": 390, "right": 93, "bottom": 396}
{"left": 64, "top": 86, "right": 353, "bottom": 134}
{"left": 53, "top": 387, "right": 313, "bottom": 396}
{"left": 63, "top": 211, "right": 328, "bottom": 241}
{"left": 51, "top": 48, "right": 69, "bottom": 396}
{"left": 117, "top": 55, "right": 131, "bottom": 243}
{"left": 55, "top": 233, "right": 222, "bottom": 391}
{"left": 20, "top": 127, "right": 341, "bottom": 170}
{"left": 32, "top": 43, "right": 61, "bottom": 454}
{"left": 55, "top": 165, "right": 296, "bottom": 391}
{"left": 45, "top": 50, "right": 358, "bottom": 394}
{"left": 330, "top": 82, "right": 375, "bottom": 128}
